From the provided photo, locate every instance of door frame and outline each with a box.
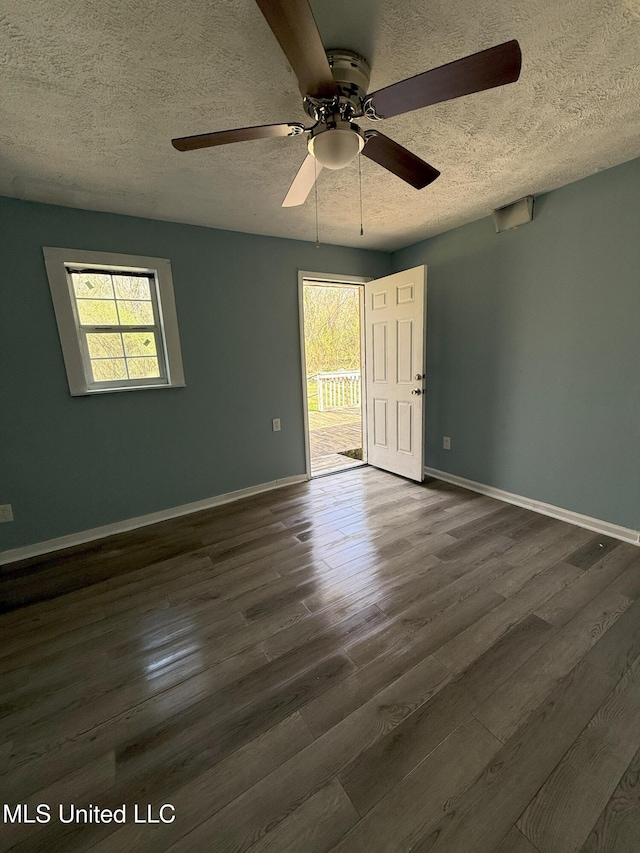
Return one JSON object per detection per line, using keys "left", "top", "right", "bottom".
{"left": 298, "top": 270, "right": 370, "bottom": 480}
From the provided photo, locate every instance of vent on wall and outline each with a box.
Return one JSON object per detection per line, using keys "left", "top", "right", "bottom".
{"left": 493, "top": 196, "right": 534, "bottom": 232}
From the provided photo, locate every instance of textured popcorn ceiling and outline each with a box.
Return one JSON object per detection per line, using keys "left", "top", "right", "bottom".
{"left": 1, "top": 0, "right": 639, "bottom": 250}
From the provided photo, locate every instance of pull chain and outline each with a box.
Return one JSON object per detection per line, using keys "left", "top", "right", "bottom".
{"left": 314, "top": 157, "right": 320, "bottom": 248}
{"left": 358, "top": 153, "right": 364, "bottom": 237}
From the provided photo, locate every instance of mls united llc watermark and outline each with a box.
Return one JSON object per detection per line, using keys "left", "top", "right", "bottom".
{"left": 3, "top": 803, "right": 176, "bottom": 825}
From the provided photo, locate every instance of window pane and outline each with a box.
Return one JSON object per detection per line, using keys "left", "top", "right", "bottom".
{"left": 113, "top": 275, "right": 151, "bottom": 301}
{"left": 86, "top": 333, "right": 124, "bottom": 359}
{"left": 116, "top": 300, "right": 155, "bottom": 325}
{"left": 77, "top": 299, "right": 119, "bottom": 325}
{"left": 91, "top": 358, "right": 128, "bottom": 381}
{"left": 126, "top": 357, "right": 160, "bottom": 379}
{"left": 71, "top": 272, "right": 114, "bottom": 299}
{"left": 122, "top": 331, "right": 157, "bottom": 357}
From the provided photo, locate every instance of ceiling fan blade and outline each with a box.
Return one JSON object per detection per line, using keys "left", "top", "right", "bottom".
{"left": 362, "top": 132, "right": 440, "bottom": 189}
{"left": 254, "top": 0, "right": 337, "bottom": 99}
{"left": 172, "top": 123, "right": 305, "bottom": 152}
{"left": 366, "top": 40, "right": 522, "bottom": 120}
{"left": 282, "top": 154, "right": 323, "bottom": 206}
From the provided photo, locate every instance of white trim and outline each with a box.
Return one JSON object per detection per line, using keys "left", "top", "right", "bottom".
{"left": 297, "top": 270, "right": 370, "bottom": 479}
{"left": 298, "top": 274, "right": 312, "bottom": 480}
{"left": 358, "top": 283, "right": 368, "bottom": 466}
{"left": 0, "top": 474, "right": 307, "bottom": 566}
{"left": 298, "top": 270, "right": 371, "bottom": 286}
{"left": 424, "top": 467, "right": 640, "bottom": 546}
{"left": 43, "top": 247, "right": 185, "bottom": 395}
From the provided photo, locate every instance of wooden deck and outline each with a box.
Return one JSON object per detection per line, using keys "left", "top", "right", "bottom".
{"left": 308, "top": 409, "right": 364, "bottom": 476}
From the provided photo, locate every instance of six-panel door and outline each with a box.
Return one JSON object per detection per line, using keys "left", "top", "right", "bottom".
{"left": 365, "top": 266, "right": 426, "bottom": 481}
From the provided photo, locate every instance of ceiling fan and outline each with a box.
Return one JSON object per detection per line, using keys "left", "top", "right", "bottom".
{"left": 172, "top": 0, "right": 522, "bottom": 207}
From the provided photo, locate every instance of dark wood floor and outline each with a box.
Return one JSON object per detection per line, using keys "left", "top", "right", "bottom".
{"left": 1, "top": 467, "right": 640, "bottom": 852}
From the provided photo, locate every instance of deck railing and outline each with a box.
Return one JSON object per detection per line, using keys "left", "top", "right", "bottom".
{"left": 315, "top": 371, "right": 361, "bottom": 411}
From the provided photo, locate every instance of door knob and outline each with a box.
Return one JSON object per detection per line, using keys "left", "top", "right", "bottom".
{"left": 411, "top": 388, "right": 422, "bottom": 395}
{"left": 415, "top": 373, "right": 424, "bottom": 380}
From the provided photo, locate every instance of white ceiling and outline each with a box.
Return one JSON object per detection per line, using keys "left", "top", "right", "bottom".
{"left": 1, "top": 0, "right": 640, "bottom": 251}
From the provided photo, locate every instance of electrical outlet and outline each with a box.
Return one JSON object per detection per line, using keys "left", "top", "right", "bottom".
{"left": 443, "top": 436, "right": 451, "bottom": 450}
{"left": 272, "top": 418, "right": 281, "bottom": 432}
{"left": 0, "top": 504, "right": 13, "bottom": 523}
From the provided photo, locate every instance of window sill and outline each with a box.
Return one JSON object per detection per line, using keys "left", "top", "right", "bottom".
{"left": 75, "top": 382, "right": 186, "bottom": 396}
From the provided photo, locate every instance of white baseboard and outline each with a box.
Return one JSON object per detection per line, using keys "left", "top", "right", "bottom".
{"left": 424, "top": 467, "right": 640, "bottom": 547}
{"left": 0, "top": 474, "right": 309, "bottom": 566}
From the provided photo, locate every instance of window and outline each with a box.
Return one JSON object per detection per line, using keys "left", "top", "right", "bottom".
{"left": 43, "top": 247, "right": 185, "bottom": 395}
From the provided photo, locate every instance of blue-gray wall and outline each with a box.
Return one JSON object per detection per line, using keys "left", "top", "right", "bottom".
{"left": 3, "top": 155, "right": 639, "bottom": 553}
{"left": 393, "top": 157, "right": 640, "bottom": 531}
{"left": 0, "top": 198, "right": 390, "bottom": 552}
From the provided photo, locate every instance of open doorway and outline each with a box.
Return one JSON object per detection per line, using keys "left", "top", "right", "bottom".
{"left": 299, "top": 274, "right": 367, "bottom": 477}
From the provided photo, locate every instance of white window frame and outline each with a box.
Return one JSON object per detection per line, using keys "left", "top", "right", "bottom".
{"left": 43, "top": 247, "right": 186, "bottom": 396}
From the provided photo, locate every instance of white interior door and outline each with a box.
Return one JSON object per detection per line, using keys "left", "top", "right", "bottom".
{"left": 365, "top": 266, "right": 426, "bottom": 481}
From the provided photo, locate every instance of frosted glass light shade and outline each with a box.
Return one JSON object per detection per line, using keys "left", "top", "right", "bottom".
{"left": 309, "top": 128, "right": 364, "bottom": 170}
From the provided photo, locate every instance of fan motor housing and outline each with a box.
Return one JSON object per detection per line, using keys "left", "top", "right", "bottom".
{"left": 304, "top": 49, "right": 371, "bottom": 121}
{"left": 327, "top": 50, "right": 371, "bottom": 97}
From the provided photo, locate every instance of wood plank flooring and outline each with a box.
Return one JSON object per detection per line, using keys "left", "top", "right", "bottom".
{"left": 1, "top": 467, "right": 640, "bottom": 852}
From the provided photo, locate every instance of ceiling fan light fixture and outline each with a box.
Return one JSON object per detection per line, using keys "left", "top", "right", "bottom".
{"left": 308, "top": 124, "right": 364, "bottom": 170}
